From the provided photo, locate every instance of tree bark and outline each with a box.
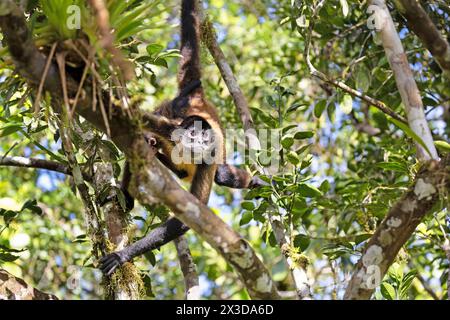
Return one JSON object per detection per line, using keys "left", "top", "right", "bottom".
{"left": 369, "top": 0, "right": 438, "bottom": 160}
{"left": 128, "top": 140, "right": 280, "bottom": 299}
{"left": 343, "top": 0, "right": 444, "bottom": 300}
{"left": 394, "top": 0, "right": 450, "bottom": 79}
{"left": 93, "top": 163, "right": 141, "bottom": 300}
{"left": 0, "top": 269, "right": 58, "bottom": 300}
{"left": 174, "top": 236, "right": 201, "bottom": 300}
{"left": 344, "top": 155, "right": 450, "bottom": 299}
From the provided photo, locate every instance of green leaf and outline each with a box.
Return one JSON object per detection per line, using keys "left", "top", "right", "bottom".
{"left": 297, "top": 183, "right": 323, "bottom": 198}
{"left": 241, "top": 201, "right": 255, "bottom": 211}
{"left": 314, "top": 100, "right": 327, "bottom": 118}
{"left": 294, "top": 234, "right": 310, "bottom": 251}
{"left": 72, "top": 234, "right": 88, "bottom": 243}
{"left": 281, "top": 137, "right": 294, "bottom": 149}
{"left": 340, "top": 94, "right": 353, "bottom": 114}
{"left": 144, "top": 251, "right": 157, "bottom": 266}
{"left": 116, "top": 188, "right": 128, "bottom": 212}
{"left": 141, "top": 273, "right": 155, "bottom": 297}
{"left": 0, "top": 244, "right": 26, "bottom": 253}
{"left": 399, "top": 270, "right": 417, "bottom": 299}
{"left": 0, "top": 124, "right": 22, "bottom": 137}
{"left": 435, "top": 140, "right": 450, "bottom": 153}
{"left": 389, "top": 263, "right": 403, "bottom": 282}
{"left": 146, "top": 43, "right": 164, "bottom": 56}
{"left": 294, "top": 131, "right": 314, "bottom": 140}
{"left": 355, "top": 233, "right": 372, "bottom": 245}
{"left": 319, "top": 180, "right": 330, "bottom": 193}
{"left": 239, "top": 211, "right": 253, "bottom": 226}
{"left": 355, "top": 64, "right": 371, "bottom": 92}
{"left": 286, "top": 151, "right": 300, "bottom": 165}
{"left": 282, "top": 125, "right": 298, "bottom": 135}
{"left": 286, "top": 102, "right": 307, "bottom": 114}
{"left": 376, "top": 162, "right": 408, "bottom": 174}
{"left": 0, "top": 252, "right": 20, "bottom": 262}
{"left": 151, "top": 57, "right": 168, "bottom": 68}
{"left": 380, "top": 282, "right": 396, "bottom": 300}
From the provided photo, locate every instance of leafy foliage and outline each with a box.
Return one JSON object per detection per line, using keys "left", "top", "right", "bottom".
{"left": 0, "top": 0, "right": 449, "bottom": 300}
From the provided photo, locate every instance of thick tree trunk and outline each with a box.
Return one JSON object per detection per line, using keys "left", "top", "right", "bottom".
{"left": 93, "top": 163, "right": 141, "bottom": 300}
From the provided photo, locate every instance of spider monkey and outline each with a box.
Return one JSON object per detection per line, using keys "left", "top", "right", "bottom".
{"left": 99, "top": 0, "right": 265, "bottom": 276}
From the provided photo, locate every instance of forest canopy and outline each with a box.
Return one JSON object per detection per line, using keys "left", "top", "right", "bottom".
{"left": 0, "top": 0, "right": 449, "bottom": 300}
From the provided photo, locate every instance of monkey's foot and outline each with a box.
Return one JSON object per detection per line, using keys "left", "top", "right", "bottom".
{"left": 99, "top": 253, "right": 125, "bottom": 276}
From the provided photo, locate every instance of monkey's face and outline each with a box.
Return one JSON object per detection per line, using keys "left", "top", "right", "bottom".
{"left": 171, "top": 119, "right": 220, "bottom": 165}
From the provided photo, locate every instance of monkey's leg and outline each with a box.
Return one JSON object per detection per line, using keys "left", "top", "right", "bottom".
{"left": 215, "top": 164, "right": 267, "bottom": 189}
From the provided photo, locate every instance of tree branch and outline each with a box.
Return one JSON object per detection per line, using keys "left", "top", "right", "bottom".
{"left": 394, "top": 0, "right": 450, "bottom": 79}
{"left": 414, "top": 271, "right": 440, "bottom": 300}
{"left": 303, "top": 1, "right": 407, "bottom": 124}
{"left": 0, "top": 156, "right": 92, "bottom": 182}
{"left": 269, "top": 215, "right": 312, "bottom": 299}
{"left": 369, "top": 0, "right": 438, "bottom": 160}
{"left": 344, "top": 155, "right": 450, "bottom": 299}
{"left": 0, "top": 268, "right": 58, "bottom": 300}
{"left": 174, "top": 236, "right": 201, "bottom": 300}
{"left": 199, "top": 11, "right": 254, "bottom": 131}
{"left": 443, "top": 239, "right": 450, "bottom": 300}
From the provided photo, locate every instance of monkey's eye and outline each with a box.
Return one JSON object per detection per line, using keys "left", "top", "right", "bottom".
{"left": 188, "top": 129, "right": 197, "bottom": 142}
{"left": 202, "top": 130, "right": 210, "bottom": 141}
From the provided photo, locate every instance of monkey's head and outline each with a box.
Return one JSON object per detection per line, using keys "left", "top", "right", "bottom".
{"left": 170, "top": 116, "right": 220, "bottom": 166}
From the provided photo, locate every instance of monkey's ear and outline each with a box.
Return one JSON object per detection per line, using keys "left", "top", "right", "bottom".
{"left": 143, "top": 132, "right": 158, "bottom": 147}
{"left": 249, "top": 176, "right": 271, "bottom": 189}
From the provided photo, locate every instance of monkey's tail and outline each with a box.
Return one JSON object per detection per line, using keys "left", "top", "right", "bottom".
{"left": 178, "top": 0, "right": 202, "bottom": 91}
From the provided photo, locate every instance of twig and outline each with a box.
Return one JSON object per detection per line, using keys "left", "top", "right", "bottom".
{"left": 303, "top": 2, "right": 407, "bottom": 124}
{"left": 0, "top": 156, "right": 91, "bottom": 182}
{"left": 33, "top": 42, "right": 57, "bottom": 117}
{"left": 88, "top": 0, "right": 134, "bottom": 81}
{"left": 174, "top": 236, "right": 201, "bottom": 300}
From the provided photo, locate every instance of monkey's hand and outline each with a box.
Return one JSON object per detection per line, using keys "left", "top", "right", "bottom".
{"left": 99, "top": 251, "right": 128, "bottom": 276}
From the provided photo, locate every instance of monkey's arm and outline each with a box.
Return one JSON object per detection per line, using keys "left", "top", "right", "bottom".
{"left": 100, "top": 217, "right": 189, "bottom": 276}
{"left": 99, "top": 165, "right": 213, "bottom": 276}
{"left": 215, "top": 164, "right": 267, "bottom": 189}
